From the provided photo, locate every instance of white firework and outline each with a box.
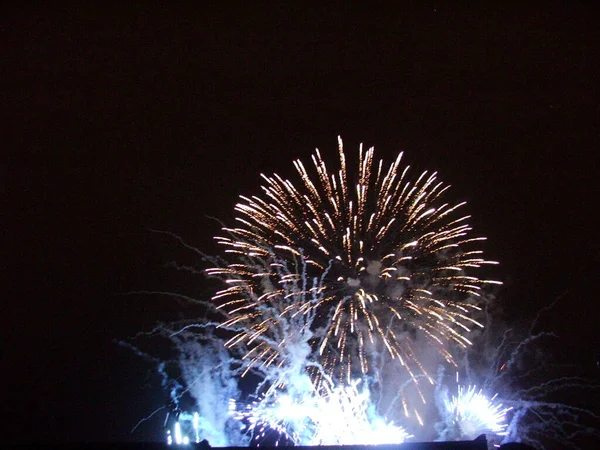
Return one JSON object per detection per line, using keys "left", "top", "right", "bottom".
{"left": 442, "top": 384, "right": 512, "bottom": 439}
{"left": 231, "top": 378, "right": 411, "bottom": 446}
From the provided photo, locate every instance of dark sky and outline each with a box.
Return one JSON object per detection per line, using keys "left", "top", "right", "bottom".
{"left": 4, "top": 4, "right": 599, "bottom": 444}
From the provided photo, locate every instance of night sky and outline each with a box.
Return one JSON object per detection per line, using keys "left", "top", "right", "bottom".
{"left": 4, "top": 4, "right": 599, "bottom": 444}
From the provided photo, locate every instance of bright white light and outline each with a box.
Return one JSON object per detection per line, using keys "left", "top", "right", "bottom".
{"left": 232, "top": 379, "right": 411, "bottom": 445}
{"left": 445, "top": 385, "right": 512, "bottom": 438}
{"left": 174, "top": 422, "right": 183, "bottom": 445}
{"left": 166, "top": 414, "right": 201, "bottom": 446}
{"left": 193, "top": 412, "right": 200, "bottom": 443}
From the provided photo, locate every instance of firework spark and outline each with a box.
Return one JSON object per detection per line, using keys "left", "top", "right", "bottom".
{"left": 441, "top": 382, "right": 512, "bottom": 440}
{"left": 208, "top": 137, "right": 500, "bottom": 396}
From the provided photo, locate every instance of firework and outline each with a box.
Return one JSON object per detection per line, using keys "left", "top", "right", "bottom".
{"left": 231, "top": 378, "right": 411, "bottom": 446}
{"left": 441, "top": 383, "right": 512, "bottom": 440}
{"left": 208, "top": 137, "right": 500, "bottom": 394}
{"left": 129, "top": 139, "right": 599, "bottom": 448}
